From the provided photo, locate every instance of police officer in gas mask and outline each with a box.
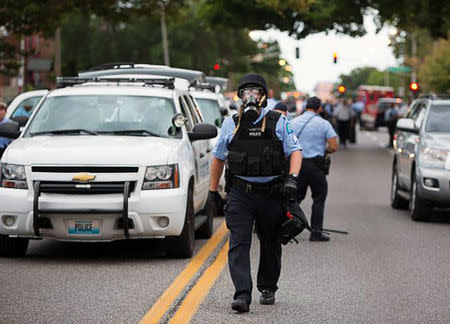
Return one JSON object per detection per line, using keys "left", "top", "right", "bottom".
{"left": 209, "top": 73, "right": 303, "bottom": 313}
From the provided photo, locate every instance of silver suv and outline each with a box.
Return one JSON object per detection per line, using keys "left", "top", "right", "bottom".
{"left": 391, "top": 95, "right": 450, "bottom": 221}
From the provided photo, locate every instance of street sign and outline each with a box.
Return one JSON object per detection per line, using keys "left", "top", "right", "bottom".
{"left": 388, "top": 66, "right": 411, "bottom": 73}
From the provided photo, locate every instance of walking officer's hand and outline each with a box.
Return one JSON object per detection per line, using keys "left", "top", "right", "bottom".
{"left": 281, "top": 174, "right": 298, "bottom": 199}
{"left": 208, "top": 190, "right": 226, "bottom": 214}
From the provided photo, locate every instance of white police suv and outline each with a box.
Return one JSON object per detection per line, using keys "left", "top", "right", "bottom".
{"left": 0, "top": 75, "right": 217, "bottom": 258}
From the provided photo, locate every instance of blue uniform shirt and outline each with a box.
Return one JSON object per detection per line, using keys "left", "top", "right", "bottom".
{"left": 290, "top": 111, "right": 337, "bottom": 158}
{"left": 0, "top": 117, "right": 12, "bottom": 149}
{"left": 213, "top": 109, "right": 302, "bottom": 183}
{"left": 11, "top": 107, "right": 32, "bottom": 118}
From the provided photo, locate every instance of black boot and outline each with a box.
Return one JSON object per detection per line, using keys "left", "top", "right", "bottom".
{"left": 310, "top": 231, "right": 330, "bottom": 242}
{"left": 231, "top": 297, "right": 250, "bottom": 313}
{"left": 259, "top": 290, "right": 275, "bottom": 305}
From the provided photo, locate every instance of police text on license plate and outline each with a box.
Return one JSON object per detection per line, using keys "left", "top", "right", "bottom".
{"left": 68, "top": 220, "right": 100, "bottom": 234}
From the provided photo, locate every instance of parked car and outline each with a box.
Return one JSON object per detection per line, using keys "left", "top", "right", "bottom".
{"left": 390, "top": 95, "right": 450, "bottom": 221}
{"left": 0, "top": 75, "right": 217, "bottom": 258}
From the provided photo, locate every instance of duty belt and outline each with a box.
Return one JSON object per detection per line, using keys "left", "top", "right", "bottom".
{"left": 231, "top": 176, "right": 282, "bottom": 194}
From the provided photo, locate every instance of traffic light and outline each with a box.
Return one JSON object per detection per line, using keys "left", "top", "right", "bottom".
{"left": 333, "top": 52, "right": 337, "bottom": 64}
{"left": 337, "top": 85, "right": 346, "bottom": 94}
{"left": 409, "top": 81, "right": 419, "bottom": 98}
{"left": 213, "top": 63, "right": 220, "bottom": 71}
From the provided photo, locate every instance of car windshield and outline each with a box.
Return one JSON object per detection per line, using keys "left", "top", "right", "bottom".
{"left": 11, "top": 96, "right": 43, "bottom": 118}
{"left": 196, "top": 98, "right": 222, "bottom": 125}
{"left": 425, "top": 105, "right": 450, "bottom": 133}
{"left": 25, "top": 95, "right": 178, "bottom": 138}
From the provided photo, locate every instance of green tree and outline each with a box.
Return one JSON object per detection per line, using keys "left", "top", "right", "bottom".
{"left": 418, "top": 38, "right": 450, "bottom": 93}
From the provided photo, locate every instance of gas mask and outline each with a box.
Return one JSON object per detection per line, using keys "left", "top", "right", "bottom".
{"left": 242, "top": 95, "right": 260, "bottom": 122}
{"left": 239, "top": 87, "right": 266, "bottom": 122}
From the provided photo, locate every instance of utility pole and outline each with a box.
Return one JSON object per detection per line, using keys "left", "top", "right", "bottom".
{"left": 160, "top": 0, "right": 170, "bottom": 66}
{"left": 411, "top": 33, "right": 417, "bottom": 82}
{"left": 54, "top": 27, "right": 62, "bottom": 77}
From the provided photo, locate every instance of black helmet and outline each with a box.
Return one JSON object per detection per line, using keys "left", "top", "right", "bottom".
{"left": 237, "top": 73, "right": 268, "bottom": 99}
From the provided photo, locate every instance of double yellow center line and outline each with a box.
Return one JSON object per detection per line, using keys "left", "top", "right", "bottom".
{"left": 139, "top": 221, "right": 229, "bottom": 324}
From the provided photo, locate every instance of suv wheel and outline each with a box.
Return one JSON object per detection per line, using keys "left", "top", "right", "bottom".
{"left": 391, "top": 163, "right": 408, "bottom": 209}
{"left": 167, "top": 187, "right": 195, "bottom": 258}
{"left": 195, "top": 199, "right": 214, "bottom": 239}
{"left": 0, "top": 235, "right": 29, "bottom": 257}
{"left": 409, "top": 175, "right": 432, "bottom": 221}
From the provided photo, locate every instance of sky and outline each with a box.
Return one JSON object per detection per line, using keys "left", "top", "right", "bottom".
{"left": 249, "top": 14, "right": 399, "bottom": 95}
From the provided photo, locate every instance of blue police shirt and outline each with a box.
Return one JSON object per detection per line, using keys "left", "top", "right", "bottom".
{"left": 12, "top": 107, "right": 32, "bottom": 118}
{"left": 213, "top": 109, "right": 302, "bottom": 183}
{"left": 0, "top": 117, "right": 12, "bottom": 149}
{"left": 290, "top": 111, "right": 337, "bottom": 158}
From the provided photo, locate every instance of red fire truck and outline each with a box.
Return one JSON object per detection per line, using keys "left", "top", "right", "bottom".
{"left": 358, "top": 85, "right": 394, "bottom": 129}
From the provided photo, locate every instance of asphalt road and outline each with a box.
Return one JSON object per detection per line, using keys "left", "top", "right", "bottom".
{"left": 1, "top": 128, "right": 449, "bottom": 323}
{"left": 192, "top": 129, "right": 450, "bottom": 323}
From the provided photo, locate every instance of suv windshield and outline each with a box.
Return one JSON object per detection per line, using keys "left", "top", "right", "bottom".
{"left": 196, "top": 98, "right": 222, "bottom": 125}
{"left": 25, "top": 95, "right": 178, "bottom": 138}
{"left": 425, "top": 105, "right": 450, "bottom": 133}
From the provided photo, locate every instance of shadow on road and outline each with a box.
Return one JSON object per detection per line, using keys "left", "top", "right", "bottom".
{"left": 24, "top": 238, "right": 177, "bottom": 262}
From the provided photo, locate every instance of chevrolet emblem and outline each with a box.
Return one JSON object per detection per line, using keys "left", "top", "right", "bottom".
{"left": 72, "top": 172, "right": 96, "bottom": 182}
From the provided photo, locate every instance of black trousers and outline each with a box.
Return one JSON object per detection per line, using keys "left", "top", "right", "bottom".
{"left": 387, "top": 121, "right": 396, "bottom": 146}
{"left": 296, "top": 159, "right": 328, "bottom": 231}
{"left": 224, "top": 185, "right": 283, "bottom": 303}
{"left": 337, "top": 120, "right": 350, "bottom": 146}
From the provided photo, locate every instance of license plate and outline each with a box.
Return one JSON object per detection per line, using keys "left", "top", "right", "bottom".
{"left": 68, "top": 220, "right": 100, "bottom": 235}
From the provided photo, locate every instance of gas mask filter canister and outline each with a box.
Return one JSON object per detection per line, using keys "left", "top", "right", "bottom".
{"left": 243, "top": 95, "right": 260, "bottom": 122}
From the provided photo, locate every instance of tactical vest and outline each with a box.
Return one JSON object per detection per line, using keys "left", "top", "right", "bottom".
{"left": 227, "top": 111, "right": 288, "bottom": 177}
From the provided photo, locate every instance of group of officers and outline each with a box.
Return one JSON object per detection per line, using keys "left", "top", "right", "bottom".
{"left": 208, "top": 73, "right": 338, "bottom": 313}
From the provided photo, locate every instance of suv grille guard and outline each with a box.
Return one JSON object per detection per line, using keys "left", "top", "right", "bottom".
{"left": 32, "top": 181, "right": 131, "bottom": 238}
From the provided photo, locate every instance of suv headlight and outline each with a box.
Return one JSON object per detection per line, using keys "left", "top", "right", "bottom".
{"left": 143, "top": 164, "right": 179, "bottom": 190}
{"left": 420, "top": 147, "right": 450, "bottom": 169}
{"left": 1, "top": 164, "right": 28, "bottom": 189}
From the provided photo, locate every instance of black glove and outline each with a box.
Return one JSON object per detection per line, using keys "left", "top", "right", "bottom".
{"left": 208, "top": 190, "right": 226, "bottom": 214}
{"left": 279, "top": 199, "right": 311, "bottom": 245}
{"left": 281, "top": 174, "right": 298, "bottom": 199}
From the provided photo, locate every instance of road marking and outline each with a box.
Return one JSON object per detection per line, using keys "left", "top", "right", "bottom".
{"left": 139, "top": 221, "right": 228, "bottom": 324}
{"left": 169, "top": 240, "right": 229, "bottom": 324}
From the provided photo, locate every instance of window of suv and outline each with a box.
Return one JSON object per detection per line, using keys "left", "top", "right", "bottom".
{"left": 196, "top": 98, "right": 222, "bottom": 125}
{"left": 25, "top": 95, "right": 179, "bottom": 138}
{"left": 425, "top": 105, "right": 450, "bottom": 132}
{"left": 11, "top": 96, "right": 43, "bottom": 118}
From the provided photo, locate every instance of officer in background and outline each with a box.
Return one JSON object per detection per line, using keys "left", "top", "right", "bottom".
{"left": 272, "top": 101, "right": 288, "bottom": 116}
{"left": 209, "top": 73, "right": 302, "bottom": 313}
{"left": 291, "top": 96, "right": 338, "bottom": 242}
{"left": 0, "top": 102, "right": 12, "bottom": 158}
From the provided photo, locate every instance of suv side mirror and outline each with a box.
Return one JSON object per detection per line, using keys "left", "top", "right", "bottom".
{"left": 396, "top": 118, "right": 418, "bottom": 134}
{"left": 0, "top": 121, "right": 20, "bottom": 139}
{"left": 188, "top": 123, "right": 217, "bottom": 141}
{"left": 11, "top": 116, "right": 29, "bottom": 127}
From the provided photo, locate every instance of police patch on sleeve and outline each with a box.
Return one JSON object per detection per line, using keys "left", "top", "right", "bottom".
{"left": 286, "top": 122, "right": 294, "bottom": 134}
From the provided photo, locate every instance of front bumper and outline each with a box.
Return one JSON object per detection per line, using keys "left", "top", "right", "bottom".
{"left": 0, "top": 184, "right": 187, "bottom": 241}
{"left": 417, "top": 166, "right": 450, "bottom": 206}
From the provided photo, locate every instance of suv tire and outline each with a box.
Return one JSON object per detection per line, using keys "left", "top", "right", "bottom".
{"left": 409, "top": 175, "right": 432, "bottom": 221}
{"left": 391, "top": 163, "right": 408, "bottom": 209}
{"left": 167, "top": 187, "right": 195, "bottom": 258}
{"left": 195, "top": 199, "right": 214, "bottom": 239}
{"left": 0, "top": 235, "right": 29, "bottom": 257}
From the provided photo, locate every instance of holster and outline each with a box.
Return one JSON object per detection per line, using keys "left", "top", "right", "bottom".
{"left": 312, "top": 156, "right": 331, "bottom": 176}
